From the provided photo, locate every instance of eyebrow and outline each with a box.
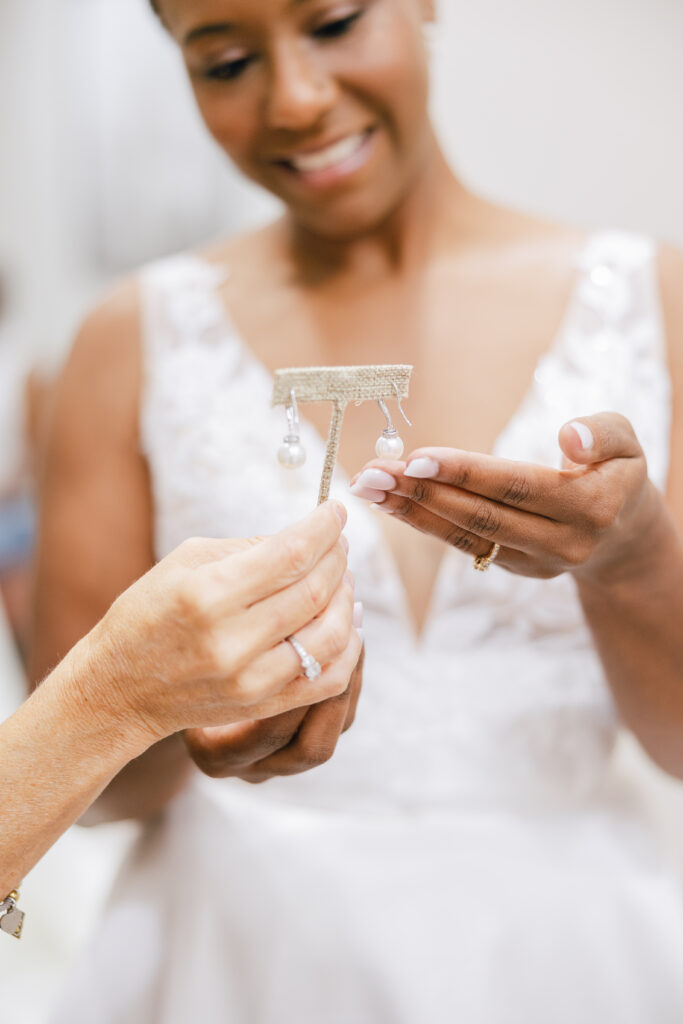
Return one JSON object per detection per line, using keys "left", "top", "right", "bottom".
{"left": 183, "top": 0, "right": 314, "bottom": 45}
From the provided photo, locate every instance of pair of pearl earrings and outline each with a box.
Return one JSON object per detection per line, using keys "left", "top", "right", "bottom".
{"left": 277, "top": 385, "right": 412, "bottom": 469}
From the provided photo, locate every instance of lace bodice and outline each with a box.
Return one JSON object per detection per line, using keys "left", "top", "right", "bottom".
{"left": 139, "top": 232, "right": 670, "bottom": 813}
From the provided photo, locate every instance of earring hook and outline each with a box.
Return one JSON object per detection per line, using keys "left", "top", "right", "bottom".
{"left": 392, "top": 381, "right": 412, "bottom": 428}
{"left": 286, "top": 389, "right": 299, "bottom": 436}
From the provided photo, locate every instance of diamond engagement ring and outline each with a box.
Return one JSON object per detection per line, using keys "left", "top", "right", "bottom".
{"left": 287, "top": 636, "right": 322, "bottom": 682}
{"left": 473, "top": 542, "right": 501, "bottom": 572}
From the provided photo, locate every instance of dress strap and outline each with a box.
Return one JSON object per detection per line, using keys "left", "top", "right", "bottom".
{"left": 139, "top": 253, "right": 229, "bottom": 356}
{"left": 567, "top": 231, "right": 671, "bottom": 489}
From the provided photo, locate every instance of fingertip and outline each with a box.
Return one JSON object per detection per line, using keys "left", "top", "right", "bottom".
{"left": 559, "top": 420, "right": 595, "bottom": 462}
{"left": 327, "top": 501, "right": 348, "bottom": 529}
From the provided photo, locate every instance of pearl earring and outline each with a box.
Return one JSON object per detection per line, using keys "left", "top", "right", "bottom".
{"left": 375, "top": 384, "right": 412, "bottom": 459}
{"left": 278, "top": 390, "right": 307, "bottom": 469}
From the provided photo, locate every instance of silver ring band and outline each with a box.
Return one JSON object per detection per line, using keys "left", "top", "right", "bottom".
{"left": 287, "top": 636, "right": 322, "bottom": 682}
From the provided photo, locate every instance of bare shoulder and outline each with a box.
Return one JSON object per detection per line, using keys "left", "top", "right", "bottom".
{"left": 657, "top": 244, "right": 683, "bottom": 511}
{"left": 54, "top": 277, "right": 143, "bottom": 449}
{"left": 659, "top": 244, "right": 683, "bottom": 351}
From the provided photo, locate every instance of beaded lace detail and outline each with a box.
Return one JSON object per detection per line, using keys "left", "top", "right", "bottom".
{"left": 139, "top": 232, "right": 670, "bottom": 812}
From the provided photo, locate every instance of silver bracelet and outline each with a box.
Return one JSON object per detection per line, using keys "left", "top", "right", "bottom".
{"left": 0, "top": 890, "right": 25, "bottom": 940}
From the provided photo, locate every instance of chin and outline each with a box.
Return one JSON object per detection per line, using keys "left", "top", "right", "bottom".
{"left": 288, "top": 188, "right": 407, "bottom": 243}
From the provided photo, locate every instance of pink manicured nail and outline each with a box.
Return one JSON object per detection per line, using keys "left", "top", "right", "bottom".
{"left": 344, "top": 570, "right": 355, "bottom": 588}
{"left": 371, "top": 503, "right": 395, "bottom": 515}
{"left": 350, "top": 486, "right": 388, "bottom": 503}
{"left": 405, "top": 458, "right": 439, "bottom": 479}
{"left": 353, "top": 602, "right": 364, "bottom": 628}
{"left": 357, "top": 628, "right": 365, "bottom": 647}
{"left": 350, "top": 469, "right": 396, "bottom": 492}
{"left": 570, "top": 421, "right": 594, "bottom": 450}
{"left": 340, "top": 534, "right": 349, "bottom": 554}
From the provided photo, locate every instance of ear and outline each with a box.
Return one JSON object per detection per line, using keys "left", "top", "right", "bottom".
{"left": 419, "top": 0, "right": 436, "bottom": 23}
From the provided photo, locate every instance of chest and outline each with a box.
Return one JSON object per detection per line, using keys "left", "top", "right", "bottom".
{"left": 216, "top": 268, "right": 574, "bottom": 633}
{"left": 222, "top": 267, "right": 573, "bottom": 481}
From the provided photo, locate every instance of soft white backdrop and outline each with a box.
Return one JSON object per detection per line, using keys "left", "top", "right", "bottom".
{"left": 1, "top": 0, "right": 682, "bottom": 1018}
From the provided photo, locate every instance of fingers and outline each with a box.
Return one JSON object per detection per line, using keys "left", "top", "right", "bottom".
{"left": 215, "top": 501, "right": 347, "bottom": 608}
{"left": 238, "top": 539, "right": 351, "bottom": 658}
{"left": 258, "top": 628, "right": 363, "bottom": 720}
{"left": 558, "top": 413, "right": 643, "bottom": 466}
{"left": 184, "top": 709, "right": 308, "bottom": 778}
{"left": 242, "top": 638, "right": 364, "bottom": 781}
{"left": 353, "top": 452, "right": 570, "bottom": 519}
{"left": 186, "top": 634, "right": 364, "bottom": 781}
{"left": 343, "top": 644, "right": 364, "bottom": 732}
{"left": 235, "top": 573, "right": 356, "bottom": 700}
{"left": 251, "top": 687, "right": 352, "bottom": 778}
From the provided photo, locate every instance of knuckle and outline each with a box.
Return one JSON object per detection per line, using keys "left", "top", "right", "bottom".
{"left": 564, "top": 539, "right": 593, "bottom": 568}
{"left": 502, "top": 474, "right": 532, "bottom": 505}
{"left": 391, "top": 496, "right": 414, "bottom": 518}
{"left": 410, "top": 481, "right": 430, "bottom": 504}
{"left": 281, "top": 534, "right": 311, "bottom": 577}
{"left": 302, "top": 572, "right": 329, "bottom": 617}
{"left": 324, "top": 618, "right": 351, "bottom": 659}
{"left": 466, "top": 501, "right": 500, "bottom": 538}
{"left": 298, "top": 740, "right": 335, "bottom": 769}
{"left": 589, "top": 498, "right": 619, "bottom": 532}
{"left": 444, "top": 526, "right": 475, "bottom": 553}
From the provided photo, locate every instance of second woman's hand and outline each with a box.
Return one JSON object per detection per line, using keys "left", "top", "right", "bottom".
{"left": 349, "top": 412, "right": 668, "bottom": 585}
{"left": 72, "top": 500, "right": 361, "bottom": 759}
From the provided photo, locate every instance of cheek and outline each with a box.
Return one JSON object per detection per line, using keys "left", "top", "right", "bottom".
{"left": 337, "top": 15, "right": 431, "bottom": 149}
{"left": 191, "top": 87, "right": 259, "bottom": 168}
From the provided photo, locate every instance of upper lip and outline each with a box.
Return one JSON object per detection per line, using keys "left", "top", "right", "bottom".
{"left": 270, "top": 128, "right": 373, "bottom": 163}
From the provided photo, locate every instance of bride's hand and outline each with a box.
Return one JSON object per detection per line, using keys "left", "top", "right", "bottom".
{"left": 184, "top": 643, "right": 364, "bottom": 783}
{"left": 76, "top": 501, "right": 361, "bottom": 753}
{"left": 350, "top": 413, "right": 666, "bottom": 584}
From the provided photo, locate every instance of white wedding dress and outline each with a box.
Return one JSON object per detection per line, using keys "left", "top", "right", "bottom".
{"left": 53, "top": 233, "right": 683, "bottom": 1023}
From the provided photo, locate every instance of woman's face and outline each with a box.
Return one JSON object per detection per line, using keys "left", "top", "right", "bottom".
{"left": 159, "top": 0, "right": 435, "bottom": 239}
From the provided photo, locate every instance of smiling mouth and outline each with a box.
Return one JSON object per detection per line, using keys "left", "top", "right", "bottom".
{"left": 275, "top": 129, "right": 375, "bottom": 176}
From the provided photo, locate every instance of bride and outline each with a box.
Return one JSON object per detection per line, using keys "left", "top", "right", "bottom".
{"left": 33, "top": 1, "right": 683, "bottom": 1021}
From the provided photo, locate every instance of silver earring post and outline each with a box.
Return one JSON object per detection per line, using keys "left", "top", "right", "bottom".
{"left": 278, "top": 389, "right": 307, "bottom": 469}
{"left": 375, "top": 383, "right": 411, "bottom": 459}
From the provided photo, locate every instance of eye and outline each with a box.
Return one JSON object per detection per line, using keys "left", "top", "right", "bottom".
{"left": 204, "top": 55, "right": 254, "bottom": 82}
{"left": 313, "top": 10, "right": 363, "bottom": 41}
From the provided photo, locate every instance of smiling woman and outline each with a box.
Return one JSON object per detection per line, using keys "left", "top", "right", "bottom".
{"left": 31, "top": 1, "right": 683, "bottom": 1022}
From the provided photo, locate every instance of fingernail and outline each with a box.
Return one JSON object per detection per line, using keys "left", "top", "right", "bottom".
{"left": 570, "top": 421, "right": 594, "bottom": 450}
{"left": 405, "top": 457, "right": 439, "bottom": 479}
{"left": 330, "top": 502, "right": 348, "bottom": 528}
{"left": 340, "top": 534, "right": 349, "bottom": 554}
{"left": 371, "top": 502, "right": 395, "bottom": 515}
{"left": 350, "top": 469, "right": 396, "bottom": 493}
{"left": 353, "top": 601, "right": 364, "bottom": 628}
{"left": 350, "top": 486, "right": 388, "bottom": 503}
{"left": 356, "top": 628, "right": 365, "bottom": 647}
{"left": 344, "top": 570, "right": 355, "bottom": 588}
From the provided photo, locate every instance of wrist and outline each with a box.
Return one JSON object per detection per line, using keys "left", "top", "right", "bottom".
{"left": 50, "top": 628, "right": 156, "bottom": 770}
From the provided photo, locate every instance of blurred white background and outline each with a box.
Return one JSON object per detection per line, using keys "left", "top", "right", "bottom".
{"left": 1, "top": 0, "right": 682, "bottom": 1018}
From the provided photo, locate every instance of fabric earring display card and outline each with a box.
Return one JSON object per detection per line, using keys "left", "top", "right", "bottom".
{"left": 272, "top": 365, "right": 413, "bottom": 504}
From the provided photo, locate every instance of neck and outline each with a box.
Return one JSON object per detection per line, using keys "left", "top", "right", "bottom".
{"left": 285, "top": 132, "right": 469, "bottom": 281}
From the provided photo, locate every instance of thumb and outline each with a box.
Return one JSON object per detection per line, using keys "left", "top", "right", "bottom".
{"left": 558, "top": 413, "right": 643, "bottom": 466}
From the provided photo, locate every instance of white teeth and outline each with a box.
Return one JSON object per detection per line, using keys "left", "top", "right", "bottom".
{"left": 289, "top": 133, "right": 366, "bottom": 174}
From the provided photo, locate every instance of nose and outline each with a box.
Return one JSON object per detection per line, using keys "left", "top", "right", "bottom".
{"left": 265, "top": 40, "right": 338, "bottom": 131}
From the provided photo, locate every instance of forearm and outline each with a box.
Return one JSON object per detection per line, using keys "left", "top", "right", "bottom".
{"left": 577, "top": 504, "right": 683, "bottom": 777}
{"left": 0, "top": 642, "right": 147, "bottom": 895}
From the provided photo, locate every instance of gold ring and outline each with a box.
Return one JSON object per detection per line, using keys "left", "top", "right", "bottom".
{"left": 473, "top": 542, "right": 501, "bottom": 572}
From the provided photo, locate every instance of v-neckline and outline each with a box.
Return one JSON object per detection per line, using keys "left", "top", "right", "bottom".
{"left": 191, "top": 246, "right": 587, "bottom": 644}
